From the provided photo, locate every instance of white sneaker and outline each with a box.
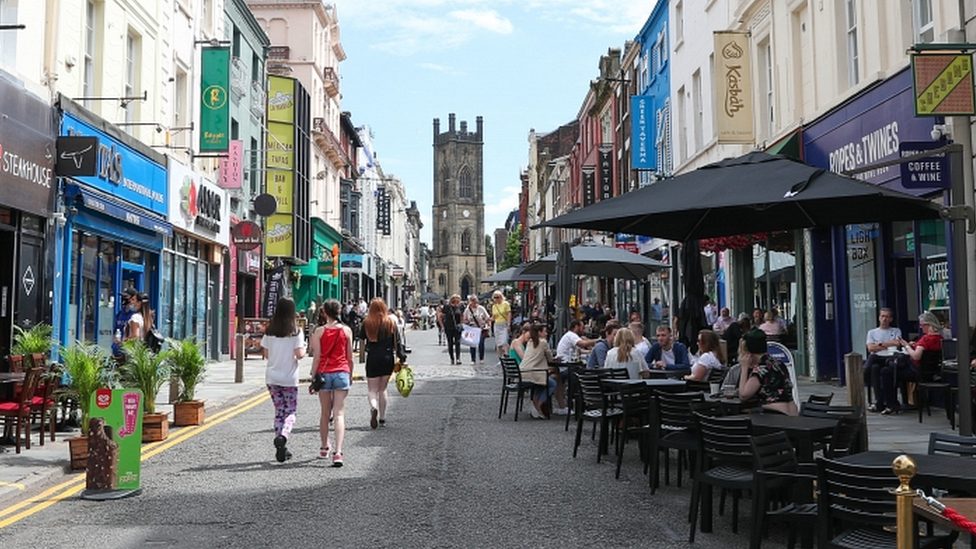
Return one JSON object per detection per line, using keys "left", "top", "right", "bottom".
{"left": 554, "top": 407, "right": 569, "bottom": 416}
{"left": 529, "top": 407, "right": 542, "bottom": 419}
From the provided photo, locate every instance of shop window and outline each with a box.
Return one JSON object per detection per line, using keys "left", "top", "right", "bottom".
{"left": 0, "top": 207, "right": 12, "bottom": 227}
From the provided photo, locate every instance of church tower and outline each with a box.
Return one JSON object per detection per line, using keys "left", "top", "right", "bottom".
{"left": 431, "top": 114, "right": 487, "bottom": 300}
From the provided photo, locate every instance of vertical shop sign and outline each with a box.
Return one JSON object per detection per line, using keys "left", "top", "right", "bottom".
{"left": 376, "top": 187, "right": 391, "bottom": 236}
{"left": 582, "top": 167, "right": 596, "bottom": 207}
{"left": 265, "top": 76, "right": 296, "bottom": 257}
{"left": 199, "top": 48, "right": 230, "bottom": 152}
{"left": 599, "top": 146, "right": 613, "bottom": 201}
{"left": 923, "top": 255, "right": 950, "bottom": 311}
{"left": 263, "top": 265, "right": 287, "bottom": 318}
{"left": 631, "top": 96, "right": 654, "bottom": 170}
{"left": 219, "top": 140, "right": 243, "bottom": 189}
{"left": 713, "top": 32, "right": 753, "bottom": 143}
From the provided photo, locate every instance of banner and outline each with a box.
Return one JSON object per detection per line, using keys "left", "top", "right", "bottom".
{"left": 199, "top": 48, "right": 230, "bottom": 152}
{"left": 376, "top": 187, "right": 391, "bottom": 236}
{"left": 631, "top": 95, "right": 654, "bottom": 170}
{"left": 86, "top": 389, "right": 143, "bottom": 494}
{"left": 714, "top": 32, "right": 754, "bottom": 143}
{"left": 218, "top": 140, "right": 243, "bottom": 189}
{"left": 599, "top": 146, "right": 613, "bottom": 201}
{"left": 263, "top": 265, "right": 287, "bottom": 318}
{"left": 582, "top": 167, "right": 596, "bottom": 207}
{"left": 265, "top": 76, "right": 296, "bottom": 257}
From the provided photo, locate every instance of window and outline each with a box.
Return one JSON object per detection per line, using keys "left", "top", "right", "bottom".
{"left": 846, "top": 0, "right": 859, "bottom": 87}
{"left": 653, "top": 28, "right": 667, "bottom": 73}
{"left": 692, "top": 70, "right": 703, "bottom": 151}
{"left": 440, "top": 229, "right": 449, "bottom": 254}
{"left": 461, "top": 230, "right": 471, "bottom": 253}
{"left": 124, "top": 32, "right": 138, "bottom": 124}
{"left": 676, "top": 86, "right": 686, "bottom": 162}
{"left": 459, "top": 167, "right": 473, "bottom": 198}
{"left": 758, "top": 38, "right": 774, "bottom": 139}
{"left": 174, "top": 69, "right": 187, "bottom": 147}
{"left": 639, "top": 50, "right": 649, "bottom": 90}
{"left": 84, "top": 1, "right": 97, "bottom": 108}
{"left": 0, "top": 0, "right": 17, "bottom": 68}
{"left": 914, "top": 0, "right": 934, "bottom": 44}
{"left": 674, "top": 1, "right": 684, "bottom": 43}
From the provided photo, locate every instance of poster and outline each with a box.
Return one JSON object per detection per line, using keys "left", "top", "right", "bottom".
{"left": 244, "top": 318, "right": 268, "bottom": 356}
{"left": 85, "top": 389, "right": 143, "bottom": 496}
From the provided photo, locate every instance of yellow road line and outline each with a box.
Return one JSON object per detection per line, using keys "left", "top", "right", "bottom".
{"left": 0, "top": 391, "right": 270, "bottom": 529}
{"left": 0, "top": 482, "right": 25, "bottom": 490}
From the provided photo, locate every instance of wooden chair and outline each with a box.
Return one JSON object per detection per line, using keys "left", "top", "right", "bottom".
{"left": 0, "top": 366, "right": 42, "bottom": 453}
{"left": 29, "top": 354, "right": 57, "bottom": 445}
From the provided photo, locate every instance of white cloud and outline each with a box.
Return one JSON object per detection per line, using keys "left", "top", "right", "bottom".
{"left": 417, "top": 62, "right": 464, "bottom": 75}
{"left": 485, "top": 185, "right": 521, "bottom": 216}
{"left": 449, "top": 9, "right": 515, "bottom": 34}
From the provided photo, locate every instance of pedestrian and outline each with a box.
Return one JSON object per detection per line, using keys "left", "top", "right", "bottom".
{"left": 261, "top": 297, "right": 307, "bottom": 463}
{"left": 436, "top": 299, "right": 446, "bottom": 346}
{"left": 441, "top": 294, "right": 463, "bottom": 364}
{"left": 490, "top": 290, "right": 512, "bottom": 359}
{"left": 462, "top": 295, "right": 491, "bottom": 364}
{"left": 361, "top": 298, "right": 404, "bottom": 429}
{"left": 309, "top": 299, "right": 352, "bottom": 466}
{"left": 112, "top": 287, "right": 139, "bottom": 364}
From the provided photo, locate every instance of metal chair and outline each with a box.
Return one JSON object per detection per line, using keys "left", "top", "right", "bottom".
{"left": 648, "top": 390, "right": 705, "bottom": 493}
{"left": 749, "top": 431, "right": 818, "bottom": 549}
{"left": 915, "top": 349, "right": 954, "bottom": 429}
{"left": 572, "top": 370, "right": 623, "bottom": 462}
{"left": 688, "top": 411, "right": 754, "bottom": 542}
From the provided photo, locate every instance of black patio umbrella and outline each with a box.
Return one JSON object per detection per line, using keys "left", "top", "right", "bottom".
{"left": 534, "top": 152, "right": 942, "bottom": 240}
{"left": 521, "top": 243, "right": 669, "bottom": 280}
{"left": 481, "top": 264, "right": 549, "bottom": 283}
{"left": 420, "top": 291, "right": 443, "bottom": 303}
{"left": 554, "top": 241, "right": 574, "bottom": 340}
{"left": 676, "top": 240, "right": 708, "bottom": 351}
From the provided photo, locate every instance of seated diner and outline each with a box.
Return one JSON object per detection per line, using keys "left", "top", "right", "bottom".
{"left": 737, "top": 329, "right": 797, "bottom": 415}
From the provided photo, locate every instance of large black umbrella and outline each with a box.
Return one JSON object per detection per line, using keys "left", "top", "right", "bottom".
{"left": 554, "top": 242, "right": 573, "bottom": 340}
{"left": 522, "top": 243, "right": 669, "bottom": 280}
{"left": 677, "top": 240, "right": 708, "bottom": 351}
{"left": 420, "top": 291, "right": 443, "bottom": 303}
{"left": 481, "top": 264, "right": 549, "bottom": 283}
{"left": 534, "top": 152, "right": 942, "bottom": 240}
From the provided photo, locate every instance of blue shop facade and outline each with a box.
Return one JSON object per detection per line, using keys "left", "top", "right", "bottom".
{"left": 54, "top": 100, "right": 171, "bottom": 352}
{"left": 803, "top": 67, "right": 951, "bottom": 381}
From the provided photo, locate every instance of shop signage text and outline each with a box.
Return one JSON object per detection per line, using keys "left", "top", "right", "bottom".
{"left": 0, "top": 78, "right": 56, "bottom": 215}
{"left": 898, "top": 141, "right": 950, "bottom": 189}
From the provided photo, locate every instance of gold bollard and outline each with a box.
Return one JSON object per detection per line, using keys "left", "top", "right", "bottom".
{"left": 892, "top": 454, "right": 917, "bottom": 549}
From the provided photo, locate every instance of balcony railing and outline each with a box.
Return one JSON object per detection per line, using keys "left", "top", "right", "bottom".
{"left": 230, "top": 56, "right": 247, "bottom": 99}
{"left": 250, "top": 80, "right": 266, "bottom": 118}
{"left": 268, "top": 45, "right": 289, "bottom": 60}
{"left": 323, "top": 66, "right": 339, "bottom": 97}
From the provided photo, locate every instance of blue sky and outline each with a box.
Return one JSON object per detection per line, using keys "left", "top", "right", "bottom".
{"left": 333, "top": 0, "right": 658, "bottom": 244}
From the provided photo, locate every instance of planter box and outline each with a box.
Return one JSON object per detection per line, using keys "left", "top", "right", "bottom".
{"left": 142, "top": 412, "right": 169, "bottom": 442}
{"left": 173, "top": 400, "right": 205, "bottom": 426}
{"left": 68, "top": 436, "right": 88, "bottom": 471}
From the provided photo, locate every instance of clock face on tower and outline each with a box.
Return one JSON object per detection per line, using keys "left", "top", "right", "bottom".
{"left": 442, "top": 210, "right": 447, "bottom": 218}
{"left": 462, "top": 209, "right": 470, "bottom": 218}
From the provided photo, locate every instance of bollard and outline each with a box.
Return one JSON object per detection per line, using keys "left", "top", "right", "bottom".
{"left": 235, "top": 333, "right": 244, "bottom": 383}
{"left": 892, "top": 454, "right": 917, "bottom": 549}
{"left": 845, "top": 351, "right": 869, "bottom": 451}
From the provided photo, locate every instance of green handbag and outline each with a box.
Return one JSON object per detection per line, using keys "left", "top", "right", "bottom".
{"left": 395, "top": 363, "right": 414, "bottom": 397}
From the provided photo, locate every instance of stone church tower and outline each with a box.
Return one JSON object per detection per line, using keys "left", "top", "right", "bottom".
{"left": 431, "top": 114, "right": 487, "bottom": 300}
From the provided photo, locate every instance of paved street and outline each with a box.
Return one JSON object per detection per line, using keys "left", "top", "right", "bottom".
{"left": 0, "top": 325, "right": 961, "bottom": 548}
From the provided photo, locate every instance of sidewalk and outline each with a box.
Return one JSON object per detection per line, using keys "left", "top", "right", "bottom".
{"left": 0, "top": 330, "right": 961, "bottom": 506}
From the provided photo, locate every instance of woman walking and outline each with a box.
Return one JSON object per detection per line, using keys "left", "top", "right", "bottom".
{"left": 308, "top": 299, "right": 353, "bottom": 467}
{"left": 361, "top": 298, "right": 403, "bottom": 429}
{"left": 462, "top": 295, "right": 490, "bottom": 364}
{"left": 441, "top": 294, "right": 463, "bottom": 364}
{"left": 261, "top": 297, "right": 307, "bottom": 463}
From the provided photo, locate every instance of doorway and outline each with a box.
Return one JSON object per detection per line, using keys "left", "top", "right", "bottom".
{"left": 890, "top": 257, "right": 919, "bottom": 338}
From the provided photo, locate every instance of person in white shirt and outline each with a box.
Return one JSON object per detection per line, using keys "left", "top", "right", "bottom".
{"left": 712, "top": 307, "right": 734, "bottom": 334}
{"left": 418, "top": 304, "right": 430, "bottom": 330}
{"left": 605, "top": 328, "right": 650, "bottom": 380}
{"left": 555, "top": 319, "right": 595, "bottom": 362}
{"left": 261, "top": 297, "right": 307, "bottom": 462}
{"left": 865, "top": 308, "right": 903, "bottom": 412}
{"left": 703, "top": 298, "right": 719, "bottom": 328}
{"left": 684, "top": 329, "right": 726, "bottom": 381}
{"left": 629, "top": 321, "right": 652, "bottom": 357}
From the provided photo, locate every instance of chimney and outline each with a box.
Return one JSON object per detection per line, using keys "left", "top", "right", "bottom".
{"left": 476, "top": 116, "right": 483, "bottom": 138}
{"left": 449, "top": 113, "right": 456, "bottom": 133}
{"left": 433, "top": 118, "right": 440, "bottom": 139}
{"left": 460, "top": 120, "right": 467, "bottom": 134}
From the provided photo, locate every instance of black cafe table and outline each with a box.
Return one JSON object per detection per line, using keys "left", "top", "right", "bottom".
{"left": 646, "top": 368, "right": 691, "bottom": 379}
{"left": 749, "top": 414, "right": 838, "bottom": 462}
{"left": 840, "top": 451, "right": 976, "bottom": 496}
{"left": 601, "top": 378, "right": 688, "bottom": 391}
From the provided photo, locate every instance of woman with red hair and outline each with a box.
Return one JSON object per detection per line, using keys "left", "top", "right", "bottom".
{"left": 360, "top": 298, "right": 404, "bottom": 428}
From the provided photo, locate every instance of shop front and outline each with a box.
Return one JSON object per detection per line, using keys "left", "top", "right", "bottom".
{"left": 163, "top": 158, "right": 229, "bottom": 360}
{"left": 803, "top": 67, "right": 948, "bottom": 381}
{"left": 292, "top": 218, "right": 342, "bottom": 312}
{"left": 0, "top": 76, "right": 57, "bottom": 356}
{"left": 55, "top": 101, "right": 170, "bottom": 352}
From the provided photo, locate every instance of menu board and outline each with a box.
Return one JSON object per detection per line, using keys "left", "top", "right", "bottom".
{"left": 243, "top": 318, "right": 268, "bottom": 356}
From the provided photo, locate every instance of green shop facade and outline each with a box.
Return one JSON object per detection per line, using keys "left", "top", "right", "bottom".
{"left": 292, "top": 218, "right": 342, "bottom": 312}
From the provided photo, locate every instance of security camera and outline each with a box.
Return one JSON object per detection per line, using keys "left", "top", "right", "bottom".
{"left": 931, "top": 124, "right": 950, "bottom": 141}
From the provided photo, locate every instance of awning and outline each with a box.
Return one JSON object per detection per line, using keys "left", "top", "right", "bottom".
{"left": 765, "top": 129, "right": 803, "bottom": 161}
{"left": 65, "top": 183, "right": 172, "bottom": 235}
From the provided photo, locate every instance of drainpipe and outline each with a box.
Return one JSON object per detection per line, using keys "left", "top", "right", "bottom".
{"left": 43, "top": 0, "right": 60, "bottom": 99}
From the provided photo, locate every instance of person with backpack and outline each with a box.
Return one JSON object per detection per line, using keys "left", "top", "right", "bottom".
{"left": 440, "top": 295, "right": 463, "bottom": 364}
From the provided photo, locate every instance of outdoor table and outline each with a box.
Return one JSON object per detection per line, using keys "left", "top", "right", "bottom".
{"left": 601, "top": 378, "right": 688, "bottom": 391}
{"left": 840, "top": 451, "right": 976, "bottom": 496}
{"left": 914, "top": 497, "right": 976, "bottom": 535}
{"left": 707, "top": 394, "right": 759, "bottom": 414}
{"left": 749, "top": 414, "right": 837, "bottom": 462}
{"left": 646, "top": 368, "right": 691, "bottom": 379}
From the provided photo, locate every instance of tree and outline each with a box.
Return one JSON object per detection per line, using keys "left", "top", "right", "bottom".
{"left": 500, "top": 225, "right": 523, "bottom": 271}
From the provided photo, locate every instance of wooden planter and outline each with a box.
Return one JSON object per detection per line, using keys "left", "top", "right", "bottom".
{"left": 68, "top": 436, "right": 88, "bottom": 471}
{"left": 173, "top": 400, "right": 205, "bottom": 426}
{"left": 142, "top": 412, "right": 169, "bottom": 442}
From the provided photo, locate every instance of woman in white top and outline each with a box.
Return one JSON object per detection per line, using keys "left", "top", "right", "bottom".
{"left": 261, "top": 297, "right": 307, "bottom": 462}
{"left": 685, "top": 329, "right": 726, "bottom": 381}
{"left": 604, "top": 328, "right": 650, "bottom": 380}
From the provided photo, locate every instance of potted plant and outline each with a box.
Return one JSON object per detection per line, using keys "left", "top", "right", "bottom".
{"left": 119, "top": 339, "right": 172, "bottom": 442}
{"left": 167, "top": 337, "right": 208, "bottom": 426}
{"left": 58, "top": 342, "right": 114, "bottom": 470}
{"left": 11, "top": 322, "right": 54, "bottom": 359}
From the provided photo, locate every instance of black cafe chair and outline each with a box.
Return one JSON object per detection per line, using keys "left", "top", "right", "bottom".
{"left": 688, "top": 411, "right": 754, "bottom": 542}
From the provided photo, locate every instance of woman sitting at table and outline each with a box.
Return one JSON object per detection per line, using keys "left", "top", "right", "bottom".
{"left": 508, "top": 321, "right": 532, "bottom": 365}
{"left": 604, "top": 328, "right": 650, "bottom": 380}
{"left": 520, "top": 323, "right": 557, "bottom": 419}
{"left": 737, "top": 329, "right": 798, "bottom": 415}
{"left": 684, "top": 329, "right": 726, "bottom": 382}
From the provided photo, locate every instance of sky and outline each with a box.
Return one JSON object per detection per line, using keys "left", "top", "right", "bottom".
{"left": 332, "top": 0, "right": 659, "bottom": 244}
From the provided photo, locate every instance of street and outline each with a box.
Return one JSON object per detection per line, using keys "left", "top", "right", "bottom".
{"left": 0, "top": 327, "right": 782, "bottom": 548}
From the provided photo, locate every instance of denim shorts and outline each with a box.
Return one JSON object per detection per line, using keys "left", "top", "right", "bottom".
{"left": 321, "top": 372, "right": 351, "bottom": 390}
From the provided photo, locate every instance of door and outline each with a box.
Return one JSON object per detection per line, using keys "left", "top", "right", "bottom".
{"left": 16, "top": 234, "right": 44, "bottom": 329}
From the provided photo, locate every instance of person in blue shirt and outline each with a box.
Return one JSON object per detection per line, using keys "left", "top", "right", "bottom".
{"left": 645, "top": 325, "right": 691, "bottom": 371}
{"left": 586, "top": 320, "right": 621, "bottom": 369}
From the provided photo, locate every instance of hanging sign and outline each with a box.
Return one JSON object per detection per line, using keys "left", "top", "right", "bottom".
{"left": 200, "top": 47, "right": 230, "bottom": 152}
{"left": 912, "top": 53, "right": 975, "bottom": 116}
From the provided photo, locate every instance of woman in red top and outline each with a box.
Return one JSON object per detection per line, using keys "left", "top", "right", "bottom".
{"left": 309, "top": 299, "right": 353, "bottom": 467}
{"left": 877, "top": 311, "right": 943, "bottom": 415}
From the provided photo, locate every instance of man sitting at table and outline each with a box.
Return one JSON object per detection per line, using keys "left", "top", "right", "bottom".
{"left": 737, "top": 329, "right": 798, "bottom": 415}
{"left": 586, "top": 321, "right": 621, "bottom": 369}
{"left": 865, "top": 308, "right": 903, "bottom": 413}
{"left": 555, "top": 320, "right": 596, "bottom": 363}
{"left": 876, "top": 311, "right": 943, "bottom": 415}
{"left": 712, "top": 307, "right": 734, "bottom": 334}
{"left": 629, "top": 321, "right": 652, "bottom": 357}
{"left": 645, "top": 325, "right": 691, "bottom": 371}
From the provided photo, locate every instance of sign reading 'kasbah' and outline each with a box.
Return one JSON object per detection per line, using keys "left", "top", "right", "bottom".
{"left": 200, "top": 47, "right": 230, "bottom": 152}
{"left": 713, "top": 31, "right": 753, "bottom": 144}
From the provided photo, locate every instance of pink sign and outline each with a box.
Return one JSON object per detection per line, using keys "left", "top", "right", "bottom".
{"left": 118, "top": 392, "right": 141, "bottom": 438}
{"left": 219, "top": 140, "right": 243, "bottom": 189}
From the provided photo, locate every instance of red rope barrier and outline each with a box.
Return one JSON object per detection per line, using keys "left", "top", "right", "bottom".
{"left": 942, "top": 506, "right": 976, "bottom": 536}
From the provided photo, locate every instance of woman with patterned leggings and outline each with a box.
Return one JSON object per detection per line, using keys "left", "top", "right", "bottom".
{"left": 261, "top": 297, "right": 307, "bottom": 463}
